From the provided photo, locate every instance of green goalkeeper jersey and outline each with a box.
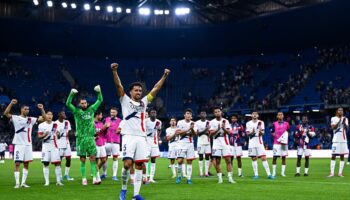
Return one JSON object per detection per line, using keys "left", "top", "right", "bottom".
{"left": 66, "top": 90, "right": 103, "bottom": 139}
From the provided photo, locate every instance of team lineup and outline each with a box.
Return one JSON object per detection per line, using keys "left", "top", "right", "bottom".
{"left": 3, "top": 63, "right": 349, "bottom": 200}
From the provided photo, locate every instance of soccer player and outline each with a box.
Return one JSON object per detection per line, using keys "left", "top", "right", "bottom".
{"left": 102, "top": 107, "right": 122, "bottom": 181}
{"left": 0, "top": 140, "right": 7, "bottom": 163}
{"left": 329, "top": 107, "right": 349, "bottom": 177}
{"left": 195, "top": 110, "right": 211, "bottom": 177}
{"left": 166, "top": 117, "right": 178, "bottom": 178}
{"left": 56, "top": 111, "right": 74, "bottom": 181}
{"left": 271, "top": 112, "right": 290, "bottom": 177}
{"left": 111, "top": 63, "right": 170, "bottom": 200}
{"left": 95, "top": 111, "right": 109, "bottom": 184}
{"left": 145, "top": 108, "right": 162, "bottom": 183}
{"left": 4, "top": 99, "right": 46, "bottom": 188}
{"left": 246, "top": 111, "right": 274, "bottom": 179}
{"left": 209, "top": 107, "right": 235, "bottom": 184}
{"left": 66, "top": 85, "right": 103, "bottom": 185}
{"left": 229, "top": 114, "right": 245, "bottom": 177}
{"left": 38, "top": 111, "right": 64, "bottom": 186}
{"left": 295, "top": 115, "right": 315, "bottom": 177}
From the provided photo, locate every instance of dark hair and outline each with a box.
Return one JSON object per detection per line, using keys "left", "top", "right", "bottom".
{"left": 213, "top": 106, "right": 222, "bottom": 111}
{"left": 277, "top": 111, "right": 283, "bottom": 115}
{"left": 231, "top": 113, "right": 239, "bottom": 119}
{"left": 94, "top": 111, "right": 102, "bottom": 117}
{"left": 252, "top": 111, "right": 258, "bottom": 114}
{"left": 20, "top": 104, "right": 29, "bottom": 109}
{"left": 46, "top": 110, "right": 53, "bottom": 114}
{"left": 79, "top": 98, "right": 87, "bottom": 102}
{"left": 184, "top": 108, "right": 193, "bottom": 114}
{"left": 170, "top": 117, "right": 177, "bottom": 121}
{"left": 110, "top": 107, "right": 118, "bottom": 111}
{"left": 199, "top": 110, "right": 206, "bottom": 114}
{"left": 129, "top": 82, "right": 143, "bottom": 91}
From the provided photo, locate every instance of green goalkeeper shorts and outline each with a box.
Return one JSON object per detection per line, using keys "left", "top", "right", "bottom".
{"left": 76, "top": 137, "right": 97, "bottom": 157}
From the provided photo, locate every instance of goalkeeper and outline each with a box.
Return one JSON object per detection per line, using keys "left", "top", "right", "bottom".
{"left": 66, "top": 85, "right": 103, "bottom": 185}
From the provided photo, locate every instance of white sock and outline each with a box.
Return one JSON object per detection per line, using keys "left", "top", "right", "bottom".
{"left": 282, "top": 165, "right": 286, "bottom": 175}
{"left": 238, "top": 168, "right": 242, "bottom": 176}
{"left": 339, "top": 161, "right": 345, "bottom": 174}
{"left": 65, "top": 167, "right": 70, "bottom": 176}
{"left": 186, "top": 164, "right": 192, "bottom": 180}
{"left": 150, "top": 163, "right": 156, "bottom": 180}
{"left": 330, "top": 160, "right": 336, "bottom": 174}
{"left": 113, "top": 160, "right": 118, "bottom": 177}
{"left": 121, "top": 168, "right": 129, "bottom": 190}
{"left": 177, "top": 164, "right": 182, "bottom": 178}
{"left": 252, "top": 160, "right": 258, "bottom": 176}
{"left": 272, "top": 164, "right": 277, "bottom": 176}
{"left": 199, "top": 160, "right": 203, "bottom": 176}
{"left": 103, "top": 160, "right": 108, "bottom": 176}
{"left": 171, "top": 164, "right": 176, "bottom": 176}
{"left": 14, "top": 171, "right": 20, "bottom": 185}
{"left": 96, "top": 171, "right": 101, "bottom": 181}
{"left": 304, "top": 168, "right": 309, "bottom": 174}
{"left": 43, "top": 166, "right": 49, "bottom": 184}
{"left": 182, "top": 164, "right": 187, "bottom": 177}
{"left": 55, "top": 166, "right": 62, "bottom": 183}
{"left": 262, "top": 161, "right": 271, "bottom": 176}
{"left": 21, "top": 168, "right": 28, "bottom": 185}
{"left": 205, "top": 160, "right": 210, "bottom": 175}
{"left": 130, "top": 173, "right": 135, "bottom": 181}
{"left": 217, "top": 173, "right": 223, "bottom": 182}
{"left": 134, "top": 169, "right": 142, "bottom": 197}
{"left": 228, "top": 171, "right": 232, "bottom": 179}
{"left": 296, "top": 167, "right": 300, "bottom": 174}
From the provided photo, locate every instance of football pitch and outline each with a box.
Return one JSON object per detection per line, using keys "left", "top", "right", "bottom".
{"left": 0, "top": 158, "right": 349, "bottom": 200}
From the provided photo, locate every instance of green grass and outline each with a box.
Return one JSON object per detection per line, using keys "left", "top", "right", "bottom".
{"left": 0, "top": 158, "right": 349, "bottom": 200}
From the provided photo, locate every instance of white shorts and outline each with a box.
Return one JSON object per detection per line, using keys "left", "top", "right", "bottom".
{"left": 332, "top": 143, "right": 349, "bottom": 155}
{"left": 122, "top": 135, "right": 149, "bottom": 163}
{"left": 14, "top": 145, "right": 33, "bottom": 163}
{"left": 212, "top": 145, "right": 232, "bottom": 157}
{"left": 297, "top": 147, "right": 312, "bottom": 157}
{"left": 105, "top": 143, "right": 120, "bottom": 158}
{"left": 41, "top": 148, "right": 60, "bottom": 164}
{"left": 177, "top": 143, "right": 195, "bottom": 160}
{"left": 168, "top": 144, "right": 177, "bottom": 159}
{"left": 231, "top": 146, "right": 243, "bottom": 157}
{"left": 273, "top": 144, "right": 288, "bottom": 157}
{"left": 97, "top": 145, "right": 107, "bottom": 158}
{"left": 59, "top": 145, "right": 72, "bottom": 158}
{"left": 248, "top": 146, "right": 266, "bottom": 157}
{"left": 149, "top": 147, "right": 160, "bottom": 158}
{"left": 198, "top": 144, "right": 212, "bottom": 155}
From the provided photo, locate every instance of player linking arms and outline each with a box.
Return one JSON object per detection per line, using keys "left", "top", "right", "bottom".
{"left": 66, "top": 85, "right": 103, "bottom": 185}
{"left": 111, "top": 63, "right": 170, "bottom": 200}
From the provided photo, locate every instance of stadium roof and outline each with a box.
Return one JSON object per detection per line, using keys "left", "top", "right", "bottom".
{"left": 0, "top": 0, "right": 330, "bottom": 27}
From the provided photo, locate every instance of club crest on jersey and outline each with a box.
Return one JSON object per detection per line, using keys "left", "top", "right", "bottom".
{"left": 129, "top": 100, "right": 145, "bottom": 112}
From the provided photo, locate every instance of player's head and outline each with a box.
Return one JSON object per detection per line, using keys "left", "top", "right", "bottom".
{"left": 231, "top": 114, "right": 238, "bottom": 123}
{"left": 94, "top": 111, "right": 103, "bottom": 121}
{"left": 79, "top": 98, "right": 88, "bottom": 110}
{"left": 110, "top": 107, "right": 118, "bottom": 118}
{"left": 58, "top": 111, "right": 66, "bottom": 120}
{"left": 302, "top": 115, "right": 308, "bottom": 124}
{"left": 149, "top": 108, "right": 157, "bottom": 120}
{"left": 277, "top": 112, "right": 284, "bottom": 121}
{"left": 129, "top": 82, "right": 143, "bottom": 101}
{"left": 336, "top": 107, "right": 344, "bottom": 117}
{"left": 170, "top": 117, "right": 177, "bottom": 127}
{"left": 20, "top": 104, "right": 30, "bottom": 116}
{"left": 199, "top": 110, "right": 207, "bottom": 120}
{"left": 213, "top": 106, "right": 222, "bottom": 118}
{"left": 46, "top": 111, "right": 53, "bottom": 122}
{"left": 184, "top": 108, "right": 193, "bottom": 121}
{"left": 251, "top": 111, "right": 259, "bottom": 120}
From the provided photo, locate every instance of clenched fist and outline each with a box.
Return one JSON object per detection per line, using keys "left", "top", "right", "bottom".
{"left": 11, "top": 99, "right": 18, "bottom": 105}
{"left": 164, "top": 68, "right": 171, "bottom": 76}
{"left": 94, "top": 85, "right": 101, "bottom": 92}
{"left": 37, "top": 104, "right": 44, "bottom": 109}
{"left": 111, "top": 63, "right": 119, "bottom": 71}
{"left": 71, "top": 89, "right": 78, "bottom": 94}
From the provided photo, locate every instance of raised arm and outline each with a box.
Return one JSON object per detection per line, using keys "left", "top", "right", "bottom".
{"left": 149, "top": 69, "right": 171, "bottom": 98}
{"left": 111, "top": 63, "right": 125, "bottom": 97}
{"left": 91, "top": 85, "right": 103, "bottom": 111}
{"left": 66, "top": 89, "right": 78, "bottom": 113}
{"left": 3, "top": 99, "right": 17, "bottom": 118}
{"left": 37, "top": 104, "right": 46, "bottom": 122}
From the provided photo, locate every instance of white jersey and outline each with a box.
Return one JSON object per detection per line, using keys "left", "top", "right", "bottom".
{"left": 195, "top": 119, "right": 210, "bottom": 146}
{"left": 166, "top": 126, "right": 178, "bottom": 148}
{"left": 120, "top": 94, "right": 150, "bottom": 137}
{"left": 331, "top": 116, "right": 348, "bottom": 143}
{"left": 145, "top": 118, "right": 162, "bottom": 146}
{"left": 11, "top": 115, "right": 38, "bottom": 146}
{"left": 177, "top": 119, "right": 196, "bottom": 144}
{"left": 0, "top": 143, "right": 7, "bottom": 152}
{"left": 55, "top": 120, "right": 72, "bottom": 148}
{"left": 209, "top": 118, "right": 231, "bottom": 144}
{"left": 246, "top": 120, "right": 265, "bottom": 148}
{"left": 38, "top": 121, "right": 59, "bottom": 151}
